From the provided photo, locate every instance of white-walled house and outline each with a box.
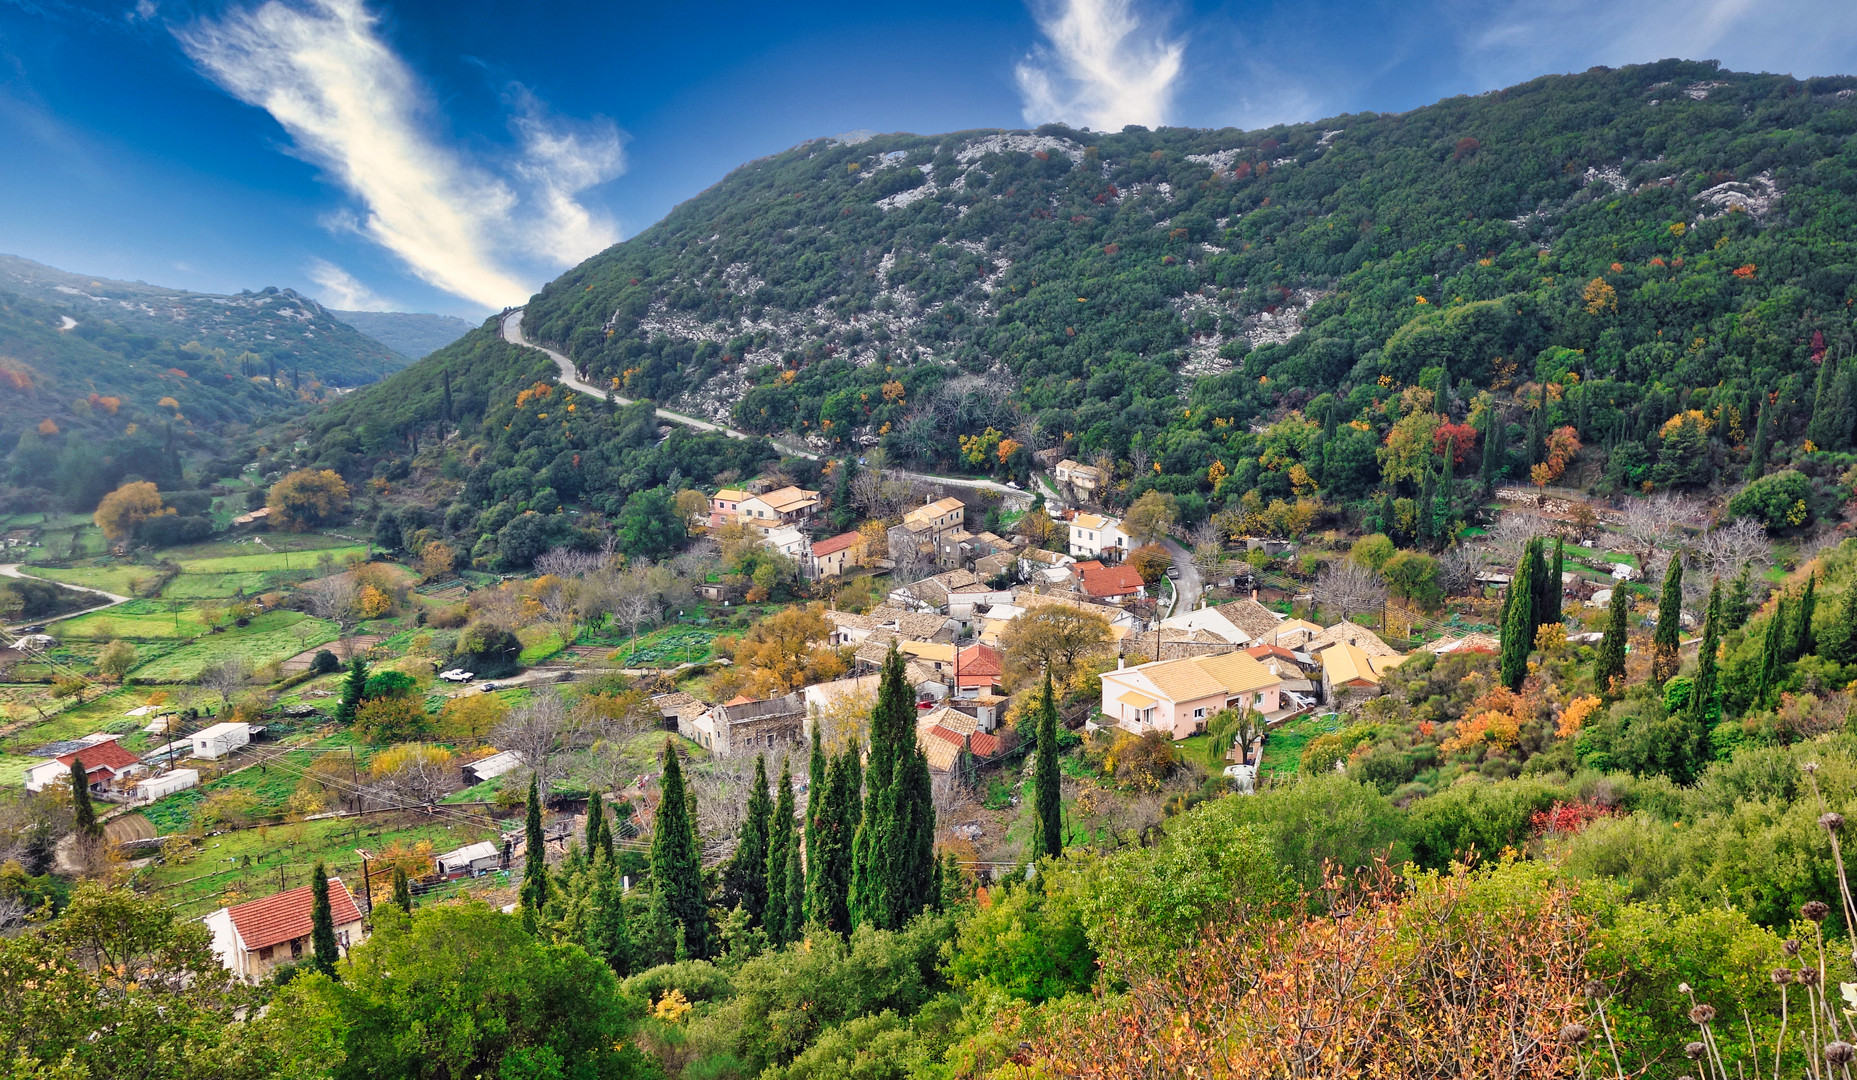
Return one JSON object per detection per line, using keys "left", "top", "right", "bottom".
{"left": 1098, "top": 652, "right": 1287, "bottom": 741}
{"left": 189, "top": 722, "right": 252, "bottom": 761}
{"left": 202, "top": 877, "right": 365, "bottom": 981}
{"left": 1068, "top": 514, "right": 1130, "bottom": 560}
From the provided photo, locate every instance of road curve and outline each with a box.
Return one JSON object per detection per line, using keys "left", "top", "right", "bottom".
{"left": 1, "top": 563, "right": 131, "bottom": 633}
{"left": 500, "top": 308, "right": 1030, "bottom": 503}
{"left": 1158, "top": 537, "right": 1202, "bottom": 619}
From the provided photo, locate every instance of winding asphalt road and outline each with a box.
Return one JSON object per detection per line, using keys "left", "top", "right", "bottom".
{"left": 500, "top": 308, "right": 1031, "bottom": 504}
{"left": 1, "top": 562, "right": 131, "bottom": 634}
{"left": 1158, "top": 537, "right": 1202, "bottom": 619}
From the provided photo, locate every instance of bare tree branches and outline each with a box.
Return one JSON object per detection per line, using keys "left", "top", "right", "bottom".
{"left": 534, "top": 547, "right": 606, "bottom": 578}
{"left": 1311, "top": 560, "right": 1388, "bottom": 622}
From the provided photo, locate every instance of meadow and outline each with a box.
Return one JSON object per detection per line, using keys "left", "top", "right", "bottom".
{"left": 128, "top": 611, "right": 335, "bottom": 682}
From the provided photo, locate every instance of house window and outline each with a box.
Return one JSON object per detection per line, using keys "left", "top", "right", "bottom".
{"left": 290, "top": 938, "right": 303, "bottom": 959}
{"left": 258, "top": 945, "right": 274, "bottom": 961}
{"left": 1254, "top": 692, "right": 1266, "bottom": 706}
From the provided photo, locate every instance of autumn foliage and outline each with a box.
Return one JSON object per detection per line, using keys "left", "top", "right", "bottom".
{"left": 1027, "top": 862, "right": 1591, "bottom": 1079}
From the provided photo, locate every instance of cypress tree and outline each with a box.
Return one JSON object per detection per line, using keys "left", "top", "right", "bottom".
{"left": 1432, "top": 434, "right": 1455, "bottom": 541}
{"left": 1689, "top": 579, "right": 1723, "bottom": 725}
{"left": 1416, "top": 463, "right": 1437, "bottom": 543}
{"left": 1753, "top": 597, "right": 1789, "bottom": 709}
{"left": 783, "top": 836, "right": 805, "bottom": 942}
{"left": 809, "top": 747, "right": 861, "bottom": 935}
{"left": 585, "top": 791, "right": 606, "bottom": 858}
{"left": 1544, "top": 537, "right": 1565, "bottom": 625}
{"left": 521, "top": 775, "right": 548, "bottom": 924}
{"left": 727, "top": 756, "right": 773, "bottom": 924}
{"left": 1500, "top": 546, "right": 1535, "bottom": 692}
{"left": 392, "top": 866, "right": 413, "bottom": 914}
{"left": 1745, "top": 395, "right": 1771, "bottom": 481}
{"left": 648, "top": 738, "right": 708, "bottom": 960}
{"left": 1725, "top": 563, "right": 1755, "bottom": 629}
{"left": 1794, "top": 573, "right": 1818, "bottom": 661}
{"left": 1527, "top": 406, "right": 1546, "bottom": 466}
{"left": 804, "top": 724, "right": 826, "bottom": 921}
{"left": 441, "top": 368, "right": 454, "bottom": 424}
{"left": 1595, "top": 585, "right": 1630, "bottom": 697}
{"left": 1480, "top": 409, "right": 1503, "bottom": 490}
{"left": 309, "top": 861, "right": 339, "bottom": 977}
{"left": 1528, "top": 537, "right": 1554, "bottom": 633}
{"left": 765, "top": 758, "right": 796, "bottom": 945}
{"left": 1809, "top": 356, "right": 1837, "bottom": 448}
{"left": 587, "top": 858, "right": 633, "bottom": 976}
{"left": 335, "top": 656, "right": 368, "bottom": 725}
{"left": 1830, "top": 582, "right": 1857, "bottom": 666}
{"left": 1376, "top": 489, "right": 1398, "bottom": 539}
{"left": 69, "top": 757, "right": 98, "bottom": 837}
{"left": 851, "top": 645, "right": 913, "bottom": 928}
{"left": 1651, "top": 555, "right": 1684, "bottom": 686}
{"left": 880, "top": 738, "right": 937, "bottom": 927}
{"left": 1033, "top": 674, "right": 1063, "bottom": 860}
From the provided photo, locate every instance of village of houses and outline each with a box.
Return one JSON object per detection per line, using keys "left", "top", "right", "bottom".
{"left": 1, "top": 454, "right": 1502, "bottom": 981}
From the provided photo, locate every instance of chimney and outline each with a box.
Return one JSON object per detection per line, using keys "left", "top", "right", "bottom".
{"left": 1117, "top": 657, "right": 1125, "bottom": 669}
{"left": 1252, "top": 588, "right": 1259, "bottom": 601}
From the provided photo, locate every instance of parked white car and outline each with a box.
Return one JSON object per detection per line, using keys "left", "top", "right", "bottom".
{"left": 439, "top": 669, "right": 475, "bottom": 683}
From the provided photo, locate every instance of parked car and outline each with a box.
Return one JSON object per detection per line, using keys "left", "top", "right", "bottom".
{"left": 480, "top": 682, "right": 500, "bottom": 693}
{"left": 438, "top": 668, "right": 475, "bottom": 683}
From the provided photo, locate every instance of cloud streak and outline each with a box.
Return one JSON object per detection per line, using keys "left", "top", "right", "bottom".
{"left": 1016, "top": 0, "right": 1183, "bottom": 131}
{"left": 306, "top": 257, "right": 390, "bottom": 310}
{"left": 178, "top": 0, "right": 621, "bottom": 310}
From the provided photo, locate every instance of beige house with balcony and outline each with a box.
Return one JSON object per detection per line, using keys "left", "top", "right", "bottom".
{"left": 1098, "top": 651, "right": 1286, "bottom": 741}
{"left": 735, "top": 486, "right": 820, "bottom": 531}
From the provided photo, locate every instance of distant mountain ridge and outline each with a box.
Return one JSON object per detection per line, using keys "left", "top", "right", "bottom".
{"left": 329, "top": 309, "right": 476, "bottom": 359}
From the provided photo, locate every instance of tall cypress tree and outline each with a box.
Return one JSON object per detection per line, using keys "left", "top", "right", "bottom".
{"left": 1480, "top": 409, "right": 1503, "bottom": 491}
{"left": 1416, "top": 463, "right": 1437, "bottom": 544}
{"left": 648, "top": 738, "right": 708, "bottom": 960}
{"left": 587, "top": 858, "right": 633, "bottom": 976}
{"left": 783, "top": 837, "right": 805, "bottom": 942}
{"left": 1500, "top": 544, "right": 1536, "bottom": 692}
{"left": 1830, "top": 582, "right": 1857, "bottom": 665}
{"left": 1725, "top": 563, "right": 1756, "bottom": 629}
{"left": 391, "top": 866, "right": 413, "bottom": 914}
{"left": 726, "top": 756, "right": 773, "bottom": 924}
{"left": 1528, "top": 537, "right": 1554, "bottom": 633}
{"left": 1793, "top": 573, "right": 1818, "bottom": 661}
{"left": 808, "top": 747, "right": 860, "bottom": 935}
{"left": 1544, "top": 537, "right": 1565, "bottom": 625}
{"left": 520, "top": 775, "right": 548, "bottom": 925}
{"left": 1432, "top": 434, "right": 1455, "bottom": 541}
{"left": 1527, "top": 406, "right": 1546, "bottom": 466}
{"left": 851, "top": 645, "right": 913, "bottom": 928}
{"left": 69, "top": 758, "right": 98, "bottom": 838}
{"left": 804, "top": 724, "right": 826, "bottom": 922}
{"left": 1689, "top": 579, "right": 1723, "bottom": 725}
{"left": 1745, "top": 395, "right": 1771, "bottom": 481}
{"left": 335, "top": 656, "right": 368, "bottom": 725}
{"left": 1595, "top": 585, "right": 1630, "bottom": 697}
{"left": 1651, "top": 556, "right": 1684, "bottom": 685}
{"left": 585, "top": 791, "right": 606, "bottom": 857}
{"left": 1033, "top": 674, "right": 1063, "bottom": 860}
{"left": 765, "top": 758, "right": 796, "bottom": 945}
{"left": 309, "top": 861, "right": 339, "bottom": 977}
{"left": 1753, "top": 597, "right": 1789, "bottom": 709}
{"left": 879, "top": 737, "right": 937, "bottom": 928}
{"left": 1809, "top": 356, "right": 1838, "bottom": 448}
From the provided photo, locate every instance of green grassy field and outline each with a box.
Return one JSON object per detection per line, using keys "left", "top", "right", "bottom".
{"left": 0, "top": 756, "right": 38, "bottom": 786}
{"left": 140, "top": 815, "right": 500, "bottom": 918}
{"left": 605, "top": 624, "right": 718, "bottom": 667}
{"left": 1259, "top": 713, "right": 1344, "bottom": 778}
{"left": 0, "top": 687, "right": 146, "bottom": 752}
{"left": 177, "top": 545, "right": 369, "bottom": 574}
{"left": 50, "top": 607, "right": 211, "bottom": 640}
{"left": 16, "top": 564, "right": 149, "bottom": 596}
{"left": 159, "top": 572, "right": 275, "bottom": 599}
{"left": 140, "top": 732, "right": 368, "bottom": 832}
{"left": 129, "top": 612, "right": 335, "bottom": 682}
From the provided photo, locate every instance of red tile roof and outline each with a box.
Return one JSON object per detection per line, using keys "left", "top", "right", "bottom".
{"left": 1245, "top": 644, "right": 1302, "bottom": 662}
{"left": 56, "top": 740, "right": 140, "bottom": 773}
{"left": 956, "top": 643, "right": 1002, "bottom": 678}
{"left": 227, "top": 878, "right": 362, "bottom": 951}
{"left": 924, "top": 724, "right": 965, "bottom": 747}
{"left": 1080, "top": 564, "right": 1145, "bottom": 598}
{"left": 1071, "top": 560, "right": 1105, "bottom": 577}
{"left": 812, "top": 531, "right": 862, "bottom": 557}
{"left": 968, "top": 731, "right": 1003, "bottom": 757}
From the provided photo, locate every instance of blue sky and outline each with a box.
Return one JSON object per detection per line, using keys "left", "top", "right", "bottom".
{"left": 3, "top": 0, "right": 1856, "bottom": 318}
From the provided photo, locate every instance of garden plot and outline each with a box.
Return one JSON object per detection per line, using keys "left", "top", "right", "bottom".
{"left": 176, "top": 544, "right": 369, "bottom": 575}
{"left": 160, "top": 572, "right": 273, "bottom": 599}
{"left": 130, "top": 612, "right": 336, "bottom": 682}
{"left": 51, "top": 604, "right": 211, "bottom": 640}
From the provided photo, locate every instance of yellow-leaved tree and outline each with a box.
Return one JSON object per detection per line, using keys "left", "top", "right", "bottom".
{"left": 266, "top": 469, "right": 350, "bottom": 532}
{"left": 94, "top": 481, "right": 173, "bottom": 543}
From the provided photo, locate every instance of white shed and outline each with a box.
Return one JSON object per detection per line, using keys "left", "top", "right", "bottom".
{"left": 134, "top": 769, "right": 199, "bottom": 803}
{"left": 190, "top": 722, "right": 251, "bottom": 761}
{"left": 462, "top": 750, "right": 523, "bottom": 784}
{"left": 435, "top": 840, "right": 502, "bottom": 876}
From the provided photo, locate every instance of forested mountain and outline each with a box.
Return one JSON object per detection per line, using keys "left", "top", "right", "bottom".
{"left": 328, "top": 309, "right": 477, "bottom": 359}
{"left": 0, "top": 256, "right": 413, "bottom": 510}
{"left": 293, "top": 59, "right": 1857, "bottom": 564}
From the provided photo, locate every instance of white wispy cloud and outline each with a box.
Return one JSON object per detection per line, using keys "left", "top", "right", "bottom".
{"left": 1015, "top": 0, "right": 1184, "bottom": 131}
{"left": 306, "top": 257, "right": 391, "bottom": 310}
{"left": 177, "top": 0, "right": 622, "bottom": 311}
{"left": 1457, "top": 0, "right": 1857, "bottom": 82}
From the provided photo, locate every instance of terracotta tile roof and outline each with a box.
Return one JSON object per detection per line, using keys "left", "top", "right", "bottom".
{"left": 713, "top": 488, "right": 750, "bottom": 502}
{"left": 1114, "top": 651, "right": 1281, "bottom": 703}
{"left": 956, "top": 643, "right": 1002, "bottom": 677}
{"left": 1072, "top": 560, "right": 1105, "bottom": 575}
{"left": 1216, "top": 599, "right": 1287, "bottom": 641}
{"left": 1072, "top": 513, "right": 1117, "bottom": 531}
{"left": 812, "top": 531, "right": 862, "bottom": 557}
{"left": 915, "top": 720, "right": 967, "bottom": 771}
{"left": 55, "top": 739, "right": 140, "bottom": 773}
{"left": 751, "top": 485, "right": 820, "bottom": 514}
{"left": 968, "top": 731, "right": 1003, "bottom": 757}
{"left": 1080, "top": 564, "right": 1145, "bottom": 598}
{"left": 227, "top": 878, "right": 362, "bottom": 951}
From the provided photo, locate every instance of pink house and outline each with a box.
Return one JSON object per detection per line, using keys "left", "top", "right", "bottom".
{"left": 1097, "top": 652, "right": 1286, "bottom": 740}
{"left": 708, "top": 488, "right": 749, "bottom": 529}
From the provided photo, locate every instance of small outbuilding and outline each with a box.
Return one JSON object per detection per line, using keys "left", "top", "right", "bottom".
{"left": 133, "top": 769, "right": 200, "bottom": 803}
{"left": 435, "top": 840, "right": 503, "bottom": 876}
{"left": 189, "top": 722, "right": 252, "bottom": 761}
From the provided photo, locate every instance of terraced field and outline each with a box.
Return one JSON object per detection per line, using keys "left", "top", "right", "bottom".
{"left": 130, "top": 612, "right": 336, "bottom": 682}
